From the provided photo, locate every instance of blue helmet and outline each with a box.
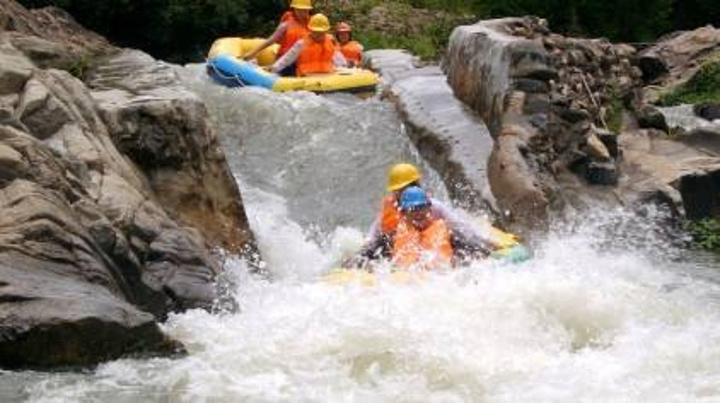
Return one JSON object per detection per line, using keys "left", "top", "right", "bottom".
{"left": 399, "top": 186, "right": 430, "bottom": 211}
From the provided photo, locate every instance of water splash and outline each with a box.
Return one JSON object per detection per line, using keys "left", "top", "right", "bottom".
{"left": 659, "top": 104, "right": 720, "bottom": 132}
{"left": 21, "top": 208, "right": 720, "bottom": 402}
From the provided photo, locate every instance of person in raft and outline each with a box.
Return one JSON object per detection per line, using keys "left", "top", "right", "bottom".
{"left": 345, "top": 163, "right": 501, "bottom": 269}
{"left": 334, "top": 22, "right": 364, "bottom": 68}
{"left": 391, "top": 186, "right": 454, "bottom": 270}
{"left": 242, "top": 0, "right": 312, "bottom": 76}
{"left": 271, "top": 13, "right": 348, "bottom": 76}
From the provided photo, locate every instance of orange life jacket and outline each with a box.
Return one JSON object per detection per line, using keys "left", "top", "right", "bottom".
{"left": 392, "top": 218, "right": 453, "bottom": 270}
{"left": 296, "top": 34, "right": 336, "bottom": 76}
{"left": 380, "top": 195, "right": 401, "bottom": 234}
{"left": 339, "top": 41, "right": 363, "bottom": 65}
{"left": 280, "top": 11, "right": 293, "bottom": 23}
{"left": 278, "top": 13, "right": 310, "bottom": 58}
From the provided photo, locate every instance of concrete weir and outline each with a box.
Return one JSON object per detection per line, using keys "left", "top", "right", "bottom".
{"left": 365, "top": 50, "right": 495, "bottom": 213}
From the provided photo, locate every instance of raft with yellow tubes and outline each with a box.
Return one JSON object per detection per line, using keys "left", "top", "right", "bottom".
{"left": 322, "top": 225, "right": 531, "bottom": 286}
{"left": 206, "top": 38, "right": 379, "bottom": 94}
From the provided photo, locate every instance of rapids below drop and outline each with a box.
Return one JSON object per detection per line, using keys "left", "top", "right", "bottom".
{"left": 3, "top": 65, "right": 720, "bottom": 403}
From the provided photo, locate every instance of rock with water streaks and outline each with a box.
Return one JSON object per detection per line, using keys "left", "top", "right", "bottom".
{"left": 366, "top": 49, "right": 496, "bottom": 213}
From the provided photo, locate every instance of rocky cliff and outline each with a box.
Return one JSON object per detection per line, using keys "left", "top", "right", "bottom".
{"left": 0, "top": 0, "right": 258, "bottom": 368}
{"left": 444, "top": 17, "right": 719, "bottom": 233}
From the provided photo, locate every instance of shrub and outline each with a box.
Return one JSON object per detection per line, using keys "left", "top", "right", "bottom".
{"left": 685, "top": 218, "right": 720, "bottom": 251}
{"left": 658, "top": 60, "right": 720, "bottom": 106}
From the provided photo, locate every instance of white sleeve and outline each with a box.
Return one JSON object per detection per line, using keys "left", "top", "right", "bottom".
{"left": 429, "top": 198, "right": 491, "bottom": 245}
{"left": 333, "top": 50, "right": 348, "bottom": 67}
{"left": 272, "top": 41, "right": 302, "bottom": 73}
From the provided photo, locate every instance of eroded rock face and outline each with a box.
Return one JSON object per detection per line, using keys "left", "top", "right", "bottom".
{"left": 87, "top": 50, "right": 258, "bottom": 258}
{"left": 638, "top": 26, "right": 719, "bottom": 91}
{"left": 366, "top": 50, "right": 495, "bottom": 213}
{"left": 444, "top": 17, "right": 719, "bottom": 232}
{"left": 0, "top": 0, "right": 259, "bottom": 368}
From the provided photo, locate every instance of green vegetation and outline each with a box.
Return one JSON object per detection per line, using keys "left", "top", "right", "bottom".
{"left": 67, "top": 52, "right": 96, "bottom": 80}
{"left": 353, "top": 16, "right": 461, "bottom": 60}
{"left": 18, "top": 0, "right": 283, "bottom": 62}
{"left": 316, "top": 0, "right": 472, "bottom": 60}
{"left": 17, "top": 0, "right": 720, "bottom": 63}
{"left": 658, "top": 60, "right": 720, "bottom": 106}
{"left": 604, "top": 85, "right": 624, "bottom": 134}
{"left": 686, "top": 218, "right": 720, "bottom": 251}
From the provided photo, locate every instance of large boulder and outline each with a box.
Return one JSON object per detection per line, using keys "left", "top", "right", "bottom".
{"left": 618, "top": 129, "right": 720, "bottom": 220}
{"left": 0, "top": 255, "right": 179, "bottom": 369}
{"left": 0, "top": 0, "right": 260, "bottom": 368}
{"left": 640, "top": 26, "right": 719, "bottom": 86}
{"left": 366, "top": 50, "right": 495, "bottom": 213}
{"left": 640, "top": 26, "right": 720, "bottom": 103}
{"left": 87, "top": 50, "right": 258, "bottom": 258}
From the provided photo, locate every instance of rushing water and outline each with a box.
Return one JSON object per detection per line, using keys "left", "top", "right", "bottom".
{"left": 658, "top": 104, "right": 720, "bottom": 133}
{"left": 3, "top": 67, "right": 720, "bottom": 403}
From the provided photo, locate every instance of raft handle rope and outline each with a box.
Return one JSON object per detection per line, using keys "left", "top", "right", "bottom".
{"left": 207, "top": 59, "right": 246, "bottom": 88}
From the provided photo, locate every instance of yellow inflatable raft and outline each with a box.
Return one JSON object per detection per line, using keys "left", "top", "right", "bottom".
{"left": 206, "top": 38, "right": 379, "bottom": 94}
{"left": 321, "top": 225, "right": 531, "bottom": 286}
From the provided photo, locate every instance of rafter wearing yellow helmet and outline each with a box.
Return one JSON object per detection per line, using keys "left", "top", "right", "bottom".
{"left": 271, "top": 13, "right": 350, "bottom": 77}
{"left": 242, "top": 0, "right": 313, "bottom": 75}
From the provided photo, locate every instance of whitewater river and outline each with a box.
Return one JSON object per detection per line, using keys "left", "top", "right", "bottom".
{"left": 2, "top": 66, "right": 720, "bottom": 402}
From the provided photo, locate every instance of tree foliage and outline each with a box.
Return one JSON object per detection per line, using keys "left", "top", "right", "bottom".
{"left": 17, "top": 0, "right": 719, "bottom": 62}
{"left": 18, "top": 0, "right": 282, "bottom": 62}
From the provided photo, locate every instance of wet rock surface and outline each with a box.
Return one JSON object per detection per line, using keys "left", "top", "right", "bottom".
{"left": 0, "top": 0, "right": 259, "bottom": 368}
{"left": 366, "top": 50, "right": 495, "bottom": 213}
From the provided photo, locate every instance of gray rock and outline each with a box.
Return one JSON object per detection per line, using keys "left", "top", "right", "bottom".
{"left": 0, "top": 48, "right": 34, "bottom": 95}
{"left": 0, "top": 0, "right": 262, "bottom": 368}
{"left": 523, "top": 93, "right": 550, "bottom": 115}
{"left": 0, "top": 254, "right": 180, "bottom": 369}
{"left": 637, "top": 105, "right": 669, "bottom": 133}
{"left": 88, "top": 50, "right": 258, "bottom": 260}
{"left": 694, "top": 103, "right": 720, "bottom": 122}
{"left": 638, "top": 26, "right": 720, "bottom": 94}
{"left": 560, "top": 107, "right": 591, "bottom": 123}
{"left": 585, "top": 160, "right": 618, "bottom": 185}
{"left": 637, "top": 54, "right": 669, "bottom": 83}
{"left": 678, "top": 168, "right": 719, "bottom": 220}
{"left": 367, "top": 49, "right": 495, "bottom": 213}
{"left": 674, "top": 126, "right": 720, "bottom": 157}
{"left": 585, "top": 133, "right": 611, "bottom": 160}
{"left": 513, "top": 78, "right": 550, "bottom": 94}
{"left": 618, "top": 129, "right": 720, "bottom": 220}
{"left": 7, "top": 33, "right": 76, "bottom": 71}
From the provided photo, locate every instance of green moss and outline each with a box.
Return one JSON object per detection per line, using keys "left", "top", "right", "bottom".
{"left": 67, "top": 53, "right": 96, "bottom": 81}
{"left": 355, "top": 21, "right": 456, "bottom": 60}
{"left": 658, "top": 59, "right": 720, "bottom": 106}
{"left": 685, "top": 218, "right": 720, "bottom": 251}
{"left": 605, "top": 85, "right": 624, "bottom": 134}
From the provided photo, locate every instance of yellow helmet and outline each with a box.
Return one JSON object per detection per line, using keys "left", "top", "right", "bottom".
{"left": 290, "top": 0, "right": 312, "bottom": 10}
{"left": 308, "top": 13, "right": 330, "bottom": 32}
{"left": 387, "top": 163, "right": 421, "bottom": 191}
